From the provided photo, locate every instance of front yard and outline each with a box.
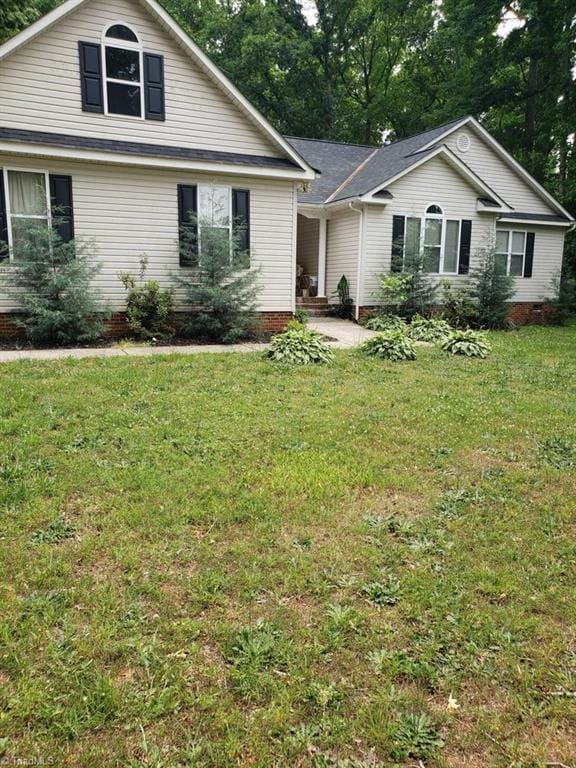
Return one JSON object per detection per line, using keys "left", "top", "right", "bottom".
{"left": 0, "top": 326, "right": 575, "bottom": 767}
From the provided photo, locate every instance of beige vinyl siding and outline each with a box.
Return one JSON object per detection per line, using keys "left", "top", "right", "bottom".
{"left": 495, "top": 224, "right": 564, "bottom": 302}
{"left": 325, "top": 208, "right": 360, "bottom": 302}
{"left": 444, "top": 127, "right": 554, "bottom": 215}
{"left": 296, "top": 215, "right": 319, "bottom": 276}
{"left": 0, "top": 154, "right": 296, "bottom": 312}
{"left": 361, "top": 155, "right": 495, "bottom": 305}
{"left": 0, "top": 0, "right": 280, "bottom": 157}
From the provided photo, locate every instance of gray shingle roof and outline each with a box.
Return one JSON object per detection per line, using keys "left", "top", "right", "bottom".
{"left": 285, "top": 118, "right": 466, "bottom": 204}
{"left": 285, "top": 137, "right": 375, "bottom": 203}
{"left": 499, "top": 211, "right": 570, "bottom": 223}
{"left": 0, "top": 127, "right": 302, "bottom": 171}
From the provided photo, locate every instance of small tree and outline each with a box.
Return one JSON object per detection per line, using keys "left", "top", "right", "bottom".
{"left": 7, "top": 221, "right": 105, "bottom": 345}
{"left": 440, "top": 280, "right": 478, "bottom": 328}
{"left": 548, "top": 268, "right": 576, "bottom": 325}
{"left": 332, "top": 274, "right": 354, "bottom": 318}
{"left": 119, "top": 257, "right": 174, "bottom": 340}
{"left": 177, "top": 220, "right": 260, "bottom": 343}
{"left": 470, "top": 247, "right": 515, "bottom": 329}
{"left": 375, "top": 253, "right": 437, "bottom": 318}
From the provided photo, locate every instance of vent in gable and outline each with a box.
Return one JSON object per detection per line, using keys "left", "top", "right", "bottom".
{"left": 456, "top": 132, "right": 471, "bottom": 153}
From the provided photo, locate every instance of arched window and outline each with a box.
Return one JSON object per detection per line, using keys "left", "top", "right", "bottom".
{"left": 102, "top": 23, "right": 143, "bottom": 118}
{"left": 426, "top": 204, "right": 443, "bottom": 216}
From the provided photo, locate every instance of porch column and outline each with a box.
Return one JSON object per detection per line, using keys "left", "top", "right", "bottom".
{"left": 318, "top": 218, "right": 327, "bottom": 297}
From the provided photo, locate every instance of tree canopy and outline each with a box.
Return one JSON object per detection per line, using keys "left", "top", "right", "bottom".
{"left": 2, "top": 0, "right": 575, "bottom": 274}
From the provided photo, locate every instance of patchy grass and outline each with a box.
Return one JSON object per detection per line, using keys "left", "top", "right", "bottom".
{"left": 0, "top": 325, "right": 575, "bottom": 767}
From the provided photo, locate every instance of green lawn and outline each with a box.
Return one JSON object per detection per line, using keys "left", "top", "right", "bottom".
{"left": 0, "top": 327, "right": 575, "bottom": 767}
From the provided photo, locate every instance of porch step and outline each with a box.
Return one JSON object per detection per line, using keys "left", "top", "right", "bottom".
{"left": 296, "top": 301, "right": 334, "bottom": 317}
{"left": 296, "top": 296, "right": 328, "bottom": 306}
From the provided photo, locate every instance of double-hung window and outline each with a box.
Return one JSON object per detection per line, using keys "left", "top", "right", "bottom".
{"left": 103, "top": 24, "right": 143, "bottom": 118}
{"left": 3, "top": 169, "right": 50, "bottom": 260}
{"left": 198, "top": 185, "right": 231, "bottom": 249}
{"left": 402, "top": 205, "right": 462, "bottom": 275}
{"left": 495, "top": 230, "right": 526, "bottom": 276}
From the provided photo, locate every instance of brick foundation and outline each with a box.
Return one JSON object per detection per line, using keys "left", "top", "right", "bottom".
{"left": 0, "top": 310, "right": 294, "bottom": 340}
{"left": 357, "top": 303, "right": 555, "bottom": 327}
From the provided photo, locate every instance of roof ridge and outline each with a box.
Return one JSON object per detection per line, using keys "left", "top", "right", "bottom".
{"left": 379, "top": 116, "right": 469, "bottom": 152}
{"left": 325, "top": 147, "right": 380, "bottom": 203}
{"left": 284, "top": 135, "right": 376, "bottom": 149}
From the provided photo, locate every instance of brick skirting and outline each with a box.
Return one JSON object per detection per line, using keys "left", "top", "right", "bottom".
{"left": 0, "top": 311, "right": 294, "bottom": 340}
{"left": 357, "top": 303, "right": 555, "bottom": 327}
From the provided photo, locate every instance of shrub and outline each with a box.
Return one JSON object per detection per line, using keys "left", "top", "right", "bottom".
{"left": 359, "top": 330, "right": 417, "bottom": 361}
{"left": 374, "top": 253, "right": 438, "bottom": 318}
{"left": 119, "top": 257, "right": 174, "bottom": 340}
{"left": 265, "top": 327, "right": 334, "bottom": 365}
{"left": 547, "top": 268, "right": 576, "bottom": 325}
{"left": 364, "top": 313, "right": 406, "bottom": 332}
{"left": 178, "top": 223, "right": 260, "bottom": 343}
{"left": 407, "top": 314, "right": 451, "bottom": 343}
{"left": 470, "top": 247, "right": 515, "bottom": 329}
{"left": 293, "top": 307, "right": 309, "bottom": 325}
{"left": 7, "top": 222, "right": 105, "bottom": 345}
{"left": 440, "top": 280, "right": 478, "bottom": 328}
{"left": 441, "top": 329, "right": 491, "bottom": 358}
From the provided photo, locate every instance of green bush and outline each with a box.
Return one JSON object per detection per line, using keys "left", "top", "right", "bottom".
{"left": 440, "top": 280, "right": 478, "bottom": 328}
{"left": 265, "top": 327, "right": 334, "bottom": 365}
{"left": 407, "top": 314, "right": 452, "bottom": 343}
{"left": 364, "top": 313, "right": 406, "bottom": 332}
{"left": 359, "top": 330, "right": 417, "bottom": 361}
{"left": 441, "top": 329, "right": 491, "bottom": 358}
{"left": 119, "top": 258, "right": 174, "bottom": 340}
{"left": 178, "top": 223, "right": 260, "bottom": 343}
{"left": 547, "top": 268, "right": 576, "bottom": 325}
{"left": 374, "top": 253, "right": 438, "bottom": 318}
{"left": 470, "top": 248, "right": 515, "bottom": 329}
{"left": 7, "top": 222, "right": 105, "bottom": 345}
{"left": 293, "top": 308, "right": 309, "bottom": 325}
{"left": 333, "top": 274, "right": 354, "bottom": 319}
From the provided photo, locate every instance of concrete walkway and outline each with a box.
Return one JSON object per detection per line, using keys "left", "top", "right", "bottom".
{"left": 0, "top": 319, "right": 373, "bottom": 363}
{"left": 308, "top": 317, "right": 376, "bottom": 348}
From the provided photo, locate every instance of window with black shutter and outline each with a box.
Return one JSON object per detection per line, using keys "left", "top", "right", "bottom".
{"left": 49, "top": 175, "right": 75, "bottom": 244}
{"left": 232, "top": 189, "right": 250, "bottom": 268}
{"left": 178, "top": 184, "right": 198, "bottom": 267}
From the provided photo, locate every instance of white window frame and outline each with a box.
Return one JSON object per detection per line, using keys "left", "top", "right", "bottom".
{"left": 402, "top": 205, "right": 462, "bottom": 276}
{"left": 197, "top": 184, "right": 233, "bottom": 260}
{"left": 101, "top": 22, "right": 144, "bottom": 120}
{"left": 495, "top": 229, "right": 526, "bottom": 277}
{"left": 2, "top": 167, "right": 52, "bottom": 262}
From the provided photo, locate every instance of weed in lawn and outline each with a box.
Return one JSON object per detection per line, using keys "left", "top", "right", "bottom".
{"left": 361, "top": 576, "right": 402, "bottom": 606}
{"left": 538, "top": 436, "right": 576, "bottom": 469}
{"left": 30, "top": 515, "right": 75, "bottom": 545}
{"left": 391, "top": 712, "right": 445, "bottom": 760}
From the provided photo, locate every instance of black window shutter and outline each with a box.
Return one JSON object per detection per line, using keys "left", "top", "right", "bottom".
{"left": 78, "top": 42, "right": 103, "bottom": 113}
{"left": 178, "top": 184, "right": 198, "bottom": 267}
{"left": 49, "top": 175, "right": 74, "bottom": 243}
{"left": 524, "top": 232, "right": 535, "bottom": 278}
{"left": 144, "top": 53, "right": 165, "bottom": 121}
{"left": 391, "top": 215, "right": 405, "bottom": 272}
{"left": 0, "top": 171, "right": 8, "bottom": 260}
{"left": 232, "top": 189, "right": 250, "bottom": 267}
{"left": 458, "top": 220, "right": 472, "bottom": 274}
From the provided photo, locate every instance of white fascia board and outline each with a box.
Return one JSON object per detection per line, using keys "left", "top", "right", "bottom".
{"left": 419, "top": 115, "right": 574, "bottom": 221}
{"left": 360, "top": 145, "right": 510, "bottom": 209}
{"left": 0, "top": 140, "right": 311, "bottom": 180}
{"left": 0, "top": 0, "right": 315, "bottom": 178}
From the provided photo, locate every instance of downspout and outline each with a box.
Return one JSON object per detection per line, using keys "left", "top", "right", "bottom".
{"left": 349, "top": 201, "right": 364, "bottom": 322}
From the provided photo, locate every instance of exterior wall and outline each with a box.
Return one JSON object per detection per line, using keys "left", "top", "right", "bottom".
{"left": 0, "top": 0, "right": 280, "bottom": 157}
{"left": 0, "top": 153, "right": 297, "bottom": 313}
{"left": 296, "top": 214, "right": 319, "bottom": 276}
{"left": 444, "top": 126, "right": 554, "bottom": 215}
{"left": 361, "top": 155, "right": 495, "bottom": 305}
{"left": 325, "top": 207, "right": 360, "bottom": 303}
{"left": 495, "top": 224, "right": 564, "bottom": 302}
{"left": 359, "top": 155, "right": 565, "bottom": 306}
